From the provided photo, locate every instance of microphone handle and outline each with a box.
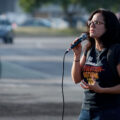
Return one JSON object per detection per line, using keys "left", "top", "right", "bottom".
{"left": 65, "top": 37, "right": 83, "bottom": 54}
{"left": 65, "top": 33, "right": 87, "bottom": 54}
{"left": 70, "top": 37, "right": 83, "bottom": 49}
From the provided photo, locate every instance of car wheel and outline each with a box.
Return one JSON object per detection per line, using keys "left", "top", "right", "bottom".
{"left": 8, "top": 38, "right": 13, "bottom": 44}
{"left": 3, "top": 38, "right": 13, "bottom": 44}
{"left": 3, "top": 38, "right": 8, "bottom": 44}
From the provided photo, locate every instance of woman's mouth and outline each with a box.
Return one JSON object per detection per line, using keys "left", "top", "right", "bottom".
{"left": 90, "top": 30, "right": 94, "bottom": 33}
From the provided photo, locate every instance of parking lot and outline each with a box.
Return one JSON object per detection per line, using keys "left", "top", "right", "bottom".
{"left": 0, "top": 36, "right": 84, "bottom": 120}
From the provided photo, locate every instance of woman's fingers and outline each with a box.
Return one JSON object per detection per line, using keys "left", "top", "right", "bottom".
{"left": 72, "top": 37, "right": 82, "bottom": 47}
{"left": 80, "top": 80, "right": 89, "bottom": 89}
{"left": 72, "top": 38, "right": 82, "bottom": 51}
{"left": 71, "top": 37, "right": 82, "bottom": 58}
{"left": 81, "top": 80, "right": 88, "bottom": 86}
{"left": 73, "top": 37, "right": 79, "bottom": 43}
{"left": 80, "top": 83, "right": 89, "bottom": 89}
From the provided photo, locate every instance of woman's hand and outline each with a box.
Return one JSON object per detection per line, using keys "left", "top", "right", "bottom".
{"left": 72, "top": 37, "right": 82, "bottom": 57}
{"left": 84, "top": 40, "right": 91, "bottom": 52}
{"left": 80, "top": 79, "right": 103, "bottom": 93}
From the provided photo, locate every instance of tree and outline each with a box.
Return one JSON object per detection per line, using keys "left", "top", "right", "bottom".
{"left": 58, "top": 0, "right": 120, "bottom": 27}
{"left": 19, "top": 0, "right": 54, "bottom": 15}
{"left": 79, "top": 0, "right": 120, "bottom": 13}
{"left": 57, "top": 0, "right": 84, "bottom": 27}
{"left": 19, "top": 0, "right": 120, "bottom": 27}
{"left": 19, "top": 0, "right": 84, "bottom": 27}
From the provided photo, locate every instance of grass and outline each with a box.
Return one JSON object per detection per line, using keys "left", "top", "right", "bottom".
{"left": 14, "top": 26, "right": 87, "bottom": 37}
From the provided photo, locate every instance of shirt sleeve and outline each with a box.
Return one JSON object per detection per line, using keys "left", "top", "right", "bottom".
{"left": 115, "top": 44, "right": 120, "bottom": 65}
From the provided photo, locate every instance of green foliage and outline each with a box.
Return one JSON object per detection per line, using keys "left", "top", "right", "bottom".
{"left": 60, "top": 0, "right": 70, "bottom": 9}
{"left": 19, "top": 0, "right": 120, "bottom": 28}
{"left": 19, "top": 0, "right": 40, "bottom": 13}
{"left": 19, "top": 0, "right": 120, "bottom": 14}
{"left": 19, "top": 0, "right": 54, "bottom": 13}
{"left": 19, "top": 0, "right": 81, "bottom": 13}
{"left": 80, "top": 0, "right": 120, "bottom": 12}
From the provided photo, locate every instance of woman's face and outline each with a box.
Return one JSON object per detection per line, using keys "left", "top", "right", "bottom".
{"left": 88, "top": 13, "right": 106, "bottom": 39}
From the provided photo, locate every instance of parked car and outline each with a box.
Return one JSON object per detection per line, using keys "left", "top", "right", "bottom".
{"left": 0, "top": 18, "right": 14, "bottom": 44}
{"left": 20, "top": 18, "right": 51, "bottom": 28}
{"left": 50, "top": 18, "right": 69, "bottom": 29}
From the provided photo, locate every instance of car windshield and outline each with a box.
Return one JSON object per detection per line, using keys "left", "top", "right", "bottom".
{"left": 0, "top": 20, "right": 11, "bottom": 25}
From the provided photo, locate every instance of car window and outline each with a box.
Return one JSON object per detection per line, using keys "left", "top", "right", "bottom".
{"left": 0, "top": 20, "right": 11, "bottom": 25}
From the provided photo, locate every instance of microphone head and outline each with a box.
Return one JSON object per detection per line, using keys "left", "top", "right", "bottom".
{"left": 78, "top": 33, "right": 88, "bottom": 41}
{"left": 65, "top": 33, "right": 88, "bottom": 54}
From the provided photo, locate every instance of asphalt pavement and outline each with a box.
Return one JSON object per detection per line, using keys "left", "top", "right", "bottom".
{"left": 0, "top": 36, "right": 85, "bottom": 120}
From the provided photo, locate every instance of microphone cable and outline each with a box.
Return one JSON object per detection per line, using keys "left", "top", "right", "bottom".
{"left": 61, "top": 50, "right": 68, "bottom": 120}
{"left": 61, "top": 33, "right": 87, "bottom": 120}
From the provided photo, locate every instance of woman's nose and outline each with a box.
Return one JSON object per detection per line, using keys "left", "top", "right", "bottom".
{"left": 90, "top": 22, "right": 95, "bottom": 28}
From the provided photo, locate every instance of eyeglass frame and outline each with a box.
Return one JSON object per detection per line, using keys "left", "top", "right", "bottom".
{"left": 87, "top": 20, "right": 105, "bottom": 27}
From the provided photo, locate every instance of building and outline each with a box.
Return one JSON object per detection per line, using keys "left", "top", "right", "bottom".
{"left": 0, "top": 0, "right": 21, "bottom": 14}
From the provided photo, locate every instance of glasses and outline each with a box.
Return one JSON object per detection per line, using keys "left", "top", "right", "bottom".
{"left": 88, "top": 20, "right": 105, "bottom": 27}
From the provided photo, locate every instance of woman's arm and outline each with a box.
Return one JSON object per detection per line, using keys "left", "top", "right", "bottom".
{"left": 100, "top": 84, "right": 120, "bottom": 94}
{"left": 71, "top": 54, "right": 86, "bottom": 84}
{"left": 71, "top": 39, "right": 91, "bottom": 84}
{"left": 117, "top": 63, "right": 120, "bottom": 77}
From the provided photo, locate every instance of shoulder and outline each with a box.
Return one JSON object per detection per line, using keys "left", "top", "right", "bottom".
{"left": 108, "top": 43, "right": 120, "bottom": 65}
{"left": 109, "top": 43, "right": 120, "bottom": 51}
{"left": 107, "top": 44, "right": 120, "bottom": 79}
{"left": 108, "top": 44, "right": 120, "bottom": 56}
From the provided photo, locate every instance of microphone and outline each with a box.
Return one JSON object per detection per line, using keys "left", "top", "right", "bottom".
{"left": 65, "top": 33, "right": 87, "bottom": 54}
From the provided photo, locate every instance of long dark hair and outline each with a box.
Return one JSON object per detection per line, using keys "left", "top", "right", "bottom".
{"left": 87, "top": 9, "right": 120, "bottom": 48}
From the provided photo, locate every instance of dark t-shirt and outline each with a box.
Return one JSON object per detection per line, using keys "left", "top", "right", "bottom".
{"left": 82, "top": 46, "right": 120, "bottom": 110}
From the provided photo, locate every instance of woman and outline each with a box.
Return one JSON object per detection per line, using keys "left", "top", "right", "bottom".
{"left": 71, "top": 9, "right": 120, "bottom": 120}
{"left": 116, "top": 12, "right": 120, "bottom": 22}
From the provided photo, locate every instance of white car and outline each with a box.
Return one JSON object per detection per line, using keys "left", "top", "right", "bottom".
{"left": 50, "top": 18, "right": 69, "bottom": 29}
